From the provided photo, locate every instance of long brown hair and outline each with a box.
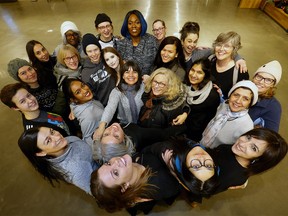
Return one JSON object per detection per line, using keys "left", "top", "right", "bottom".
{"left": 90, "top": 167, "right": 155, "bottom": 212}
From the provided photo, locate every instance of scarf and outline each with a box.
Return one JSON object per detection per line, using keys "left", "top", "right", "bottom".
{"left": 186, "top": 81, "right": 213, "bottom": 105}
{"left": 122, "top": 83, "right": 138, "bottom": 124}
{"left": 201, "top": 103, "right": 248, "bottom": 148}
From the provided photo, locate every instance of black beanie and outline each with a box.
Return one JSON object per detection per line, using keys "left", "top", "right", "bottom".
{"left": 82, "top": 33, "right": 101, "bottom": 55}
{"left": 94, "top": 13, "right": 112, "bottom": 27}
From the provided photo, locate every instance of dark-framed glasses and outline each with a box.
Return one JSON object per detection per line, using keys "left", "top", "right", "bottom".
{"left": 152, "top": 80, "right": 166, "bottom": 88}
{"left": 254, "top": 74, "right": 275, "bottom": 85}
{"left": 189, "top": 159, "right": 215, "bottom": 171}
{"left": 63, "top": 55, "right": 78, "bottom": 62}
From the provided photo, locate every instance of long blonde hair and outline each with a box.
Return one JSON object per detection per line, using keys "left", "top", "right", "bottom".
{"left": 145, "top": 67, "right": 182, "bottom": 100}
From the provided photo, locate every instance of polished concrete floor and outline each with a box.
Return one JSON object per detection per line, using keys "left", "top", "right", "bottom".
{"left": 0, "top": 0, "right": 287, "bottom": 215}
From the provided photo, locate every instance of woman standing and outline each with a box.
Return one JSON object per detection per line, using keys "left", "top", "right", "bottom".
{"left": 26, "top": 40, "right": 57, "bottom": 89}
{"left": 201, "top": 80, "right": 258, "bottom": 149}
{"left": 153, "top": 36, "right": 186, "bottom": 81}
{"left": 62, "top": 78, "right": 104, "bottom": 146}
{"left": 94, "top": 61, "right": 144, "bottom": 139}
{"left": 249, "top": 60, "right": 282, "bottom": 132}
{"left": 116, "top": 9, "right": 158, "bottom": 75}
{"left": 101, "top": 46, "right": 124, "bottom": 86}
{"left": 138, "top": 67, "right": 189, "bottom": 130}
{"left": 54, "top": 44, "right": 82, "bottom": 90}
{"left": 184, "top": 58, "right": 220, "bottom": 142}
{"left": 210, "top": 31, "right": 249, "bottom": 99}
{"left": 7, "top": 58, "right": 58, "bottom": 113}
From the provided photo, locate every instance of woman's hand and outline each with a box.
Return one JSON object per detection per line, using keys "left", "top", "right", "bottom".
{"left": 228, "top": 180, "right": 248, "bottom": 189}
{"left": 162, "top": 149, "right": 174, "bottom": 169}
{"left": 172, "top": 112, "right": 187, "bottom": 125}
{"left": 68, "top": 110, "right": 75, "bottom": 120}
{"left": 235, "top": 59, "right": 248, "bottom": 73}
{"left": 142, "top": 74, "right": 150, "bottom": 84}
{"left": 92, "top": 122, "right": 106, "bottom": 140}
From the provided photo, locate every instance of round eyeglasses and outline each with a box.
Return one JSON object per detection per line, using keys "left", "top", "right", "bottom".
{"left": 189, "top": 159, "right": 215, "bottom": 171}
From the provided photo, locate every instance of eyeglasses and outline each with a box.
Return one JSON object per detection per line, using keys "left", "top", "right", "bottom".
{"left": 152, "top": 80, "right": 166, "bottom": 88}
{"left": 152, "top": 27, "right": 165, "bottom": 33}
{"left": 254, "top": 74, "right": 275, "bottom": 85}
{"left": 98, "top": 24, "right": 112, "bottom": 31}
{"left": 63, "top": 55, "right": 78, "bottom": 62}
{"left": 188, "top": 159, "right": 215, "bottom": 171}
{"left": 215, "top": 43, "right": 233, "bottom": 51}
{"left": 65, "top": 32, "right": 79, "bottom": 38}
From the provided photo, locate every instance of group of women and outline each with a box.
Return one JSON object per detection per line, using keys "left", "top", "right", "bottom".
{"left": 1, "top": 8, "right": 287, "bottom": 216}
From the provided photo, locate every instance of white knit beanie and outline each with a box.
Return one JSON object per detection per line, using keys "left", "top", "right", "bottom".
{"left": 228, "top": 80, "right": 259, "bottom": 106}
{"left": 60, "top": 21, "right": 79, "bottom": 37}
{"left": 254, "top": 60, "right": 282, "bottom": 85}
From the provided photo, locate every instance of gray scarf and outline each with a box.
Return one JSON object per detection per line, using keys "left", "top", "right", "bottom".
{"left": 186, "top": 81, "right": 213, "bottom": 105}
{"left": 201, "top": 103, "right": 248, "bottom": 148}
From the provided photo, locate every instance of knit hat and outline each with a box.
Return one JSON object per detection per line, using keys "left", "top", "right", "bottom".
{"left": 254, "top": 60, "right": 282, "bottom": 85}
{"left": 94, "top": 13, "right": 112, "bottom": 27}
{"left": 60, "top": 21, "right": 79, "bottom": 37}
{"left": 82, "top": 33, "right": 101, "bottom": 55}
{"left": 228, "top": 80, "right": 258, "bottom": 106}
{"left": 7, "top": 58, "right": 31, "bottom": 81}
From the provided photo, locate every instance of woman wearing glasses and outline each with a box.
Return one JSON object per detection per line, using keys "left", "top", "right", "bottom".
{"left": 138, "top": 67, "right": 189, "bottom": 131}
{"left": 152, "top": 19, "right": 167, "bottom": 45}
{"left": 210, "top": 31, "right": 249, "bottom": 99}
{"left": 146, "top": 127, "right": 287, "bottom": 206}
{"left": 249, "top": 60, "right": 282, "bottom": 132}
{"left": 54, "top": 44, "right": 82, "bottom": 91}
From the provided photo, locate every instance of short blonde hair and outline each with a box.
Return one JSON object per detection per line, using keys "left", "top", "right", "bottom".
{"left": 57, "top": 44, "right": 80, "bottom": 66}
{"left": 145, "top": 67, "right": 182, "bottom": 100}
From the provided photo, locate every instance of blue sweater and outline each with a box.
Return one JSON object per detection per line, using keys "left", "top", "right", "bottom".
{"left": 248, "top": 97, "right": 281, "bottom": 132}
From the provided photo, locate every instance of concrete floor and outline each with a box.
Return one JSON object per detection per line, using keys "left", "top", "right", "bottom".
{"left": 0, "top": 0, "right": 287, "bottom": 215}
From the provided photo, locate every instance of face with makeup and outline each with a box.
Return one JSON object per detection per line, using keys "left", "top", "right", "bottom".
{"left": 104, "top": 52, "right": 120, "bottom": 70}
{"left": 18, "top": 65, "right": 38, "bottom": 86}
{"left": 182, "top": 33, "right": 198, "bottom": 57}
{"left": 101, "top": 123, "right": 125, "bottom": 145}
{"left": 186, "top": 146, "right": 215, "bottom": 182}
{"left": 232, "top": 135, "right": 268, "bottom": 161}
{"left": 12, "top": 88, "right": 39, "bottom": 112}
{"left": 36, "top": 127, "right": 68, "bottom": 157}
{"left": 228, "top": 87, "right": 253, "bottom": 112}
{"left": 69, "top": 80, "right": 93, "bottom": 104}
{"left": 33, "top": 43, "right": 50, "bottom": 62}
{"left": 97, "top": 154, "right": 134, "bottom": 189}
{"left": 128, "top": 14, "right": 141, "bottom": 38}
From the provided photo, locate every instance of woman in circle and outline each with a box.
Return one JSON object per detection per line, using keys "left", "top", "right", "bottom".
{"left": 116, "top": 9, "right": 158, "bottom": 75}
{"left": 90, "top": 152, "right": 181, "bottom": 214}
{"left": 26, "top": 40, "right": 57, "bottom": 89}
{"left": 249, "top": 60, "right": 282, "bottom": 132}
{"left": 212, "top": 128, "right": 287, "bottom": 194}
{"left": 184, "top": 58, "right": 220, "bottom": 142}
{"left": 102, "top": 47, "right": 124, "bottom": 86}
{"left": 18, "top": 126, "right": 99, "bottom": 194}
{"left": 94, "top": 60, "right": 144, "bottom": 139}
{"left": 153, "top": 36, "right": 186, "bottom": 81}
{"left": 54, "top": 44, "right": 82, "bottom": 90}
{"left": 201, "top": 80, "right": 258, "bottom": 149}
{"left": 138, "top": 67, "right": 189, "bottom": 130}
{"left": 210, "top": 31, "right": 249, "bottom": 99}
{"left": 62, "top": 78, "right": 104, "bottom": 146}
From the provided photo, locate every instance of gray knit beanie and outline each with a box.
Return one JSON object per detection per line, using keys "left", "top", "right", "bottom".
{"left": 7, "top": 58, "right": 31, "bottom": 81}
